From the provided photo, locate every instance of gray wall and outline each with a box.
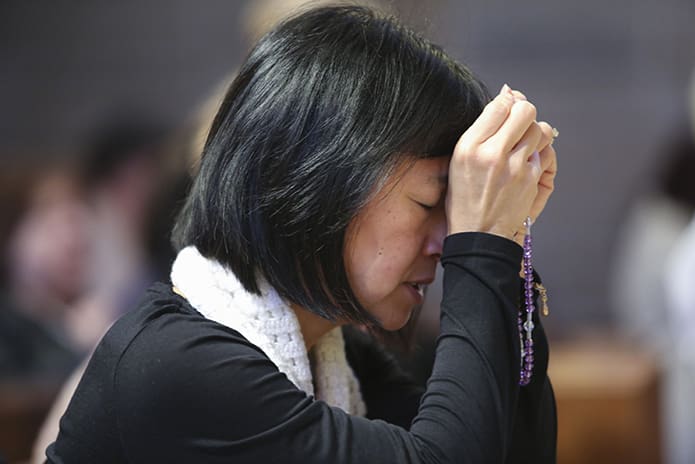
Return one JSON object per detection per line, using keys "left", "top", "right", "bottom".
{"left": 2, "top": 0, "right": 694, "bottom": 335}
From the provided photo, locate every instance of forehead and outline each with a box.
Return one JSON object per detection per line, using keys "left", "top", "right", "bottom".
{"left": 364, "top": 156, "right": 449, "bottom": 207}
{"left": 395, "top": 157, "right": 450, "bottom": 187}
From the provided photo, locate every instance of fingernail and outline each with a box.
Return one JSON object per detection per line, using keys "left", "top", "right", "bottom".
{"left": 500, "top": 83, "right": 511, "bottom": 95}
{"left": 552, "top": 127, "right": 559, "bottom": 138}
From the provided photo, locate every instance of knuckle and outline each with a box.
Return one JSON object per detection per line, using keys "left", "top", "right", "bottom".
{"left": 537, "top": 121, "right": 552, "bottom": 133}
{"left": 454, "top": 137, "right": 475, "bottom": 156}
{"left": 450, "top": 153, "right": 466, "bottom": 168}
{"left": 453, "top": 148, "right": 475, "bottom": 168}
{"left": 487, "top": 156, "right": 504, "bottom": 170}
{"left": 478, "top": 143, "right": 500, "bottom": 160}
{"left": 488, "top": 98, "right": 511, "bottom": 115}
{"left": 511, "top": 90, "right": 527, "bottom": 101}
{"left": 515, "top": 100, "right": 537, "bottom": 120}
{"left": 529, "top": 122, "right": 542, "bottom": 139}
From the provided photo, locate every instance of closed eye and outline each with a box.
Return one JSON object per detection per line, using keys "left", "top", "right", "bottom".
{"left": 415, "top": 201, "right": 435, "bottom": 211}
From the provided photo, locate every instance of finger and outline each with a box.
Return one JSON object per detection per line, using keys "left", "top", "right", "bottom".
{"left": 535, "top": 121, "right": 554, "bottom": 153}
{"left": 528, "top": 130, "right": 558, "bottom": 222}
{"left": 529, "top": 144, "right": 557, "bottom": 220}
{"left": 508, "top": 121, "right": 542, "bottom": 168}
{"left": 457, "top": 84, "right": 514, "bottom": 146}
{"left": 537, "top": 143, "right": 557, "bottom": 188}
{"left": 537, "top": 144, "right": 557, "bottom": 176}
{"left": 487, "top": 100, "right": 537, "bottom": 155}
{"left": 529, "top": 176, "right": 554, "bottom": 221}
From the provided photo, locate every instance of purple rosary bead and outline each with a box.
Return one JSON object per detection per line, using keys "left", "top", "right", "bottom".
{"left": 519, "top": 216, "right": 535, "bottom": 386}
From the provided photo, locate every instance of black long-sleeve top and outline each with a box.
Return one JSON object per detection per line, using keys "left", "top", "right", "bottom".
{"left": 46, "top": 232, "right": 556, "bottom": 463}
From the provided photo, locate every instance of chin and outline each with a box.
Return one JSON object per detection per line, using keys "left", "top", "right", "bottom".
{"left": 377, "top": 306, "right": 415, "bottom": 331}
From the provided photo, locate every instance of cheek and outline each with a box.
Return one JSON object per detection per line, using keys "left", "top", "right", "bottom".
{"left": 347, "top": 233, "right": 420, "bottom": 307}
{"left": 344, "top": 192, "right": 427, "bottom": 311}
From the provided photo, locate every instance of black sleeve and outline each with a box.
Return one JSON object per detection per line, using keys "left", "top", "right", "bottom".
{"left": 88, "top": 232, "right": 556, "bottom": 463}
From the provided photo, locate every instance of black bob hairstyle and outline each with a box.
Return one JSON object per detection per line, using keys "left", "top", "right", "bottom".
{"left": 173, "top": 5, "right": 489, "bottom": 326}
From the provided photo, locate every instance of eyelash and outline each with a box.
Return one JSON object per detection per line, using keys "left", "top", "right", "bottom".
{"left": 416, "top": 201, "right": 435, "bottom": 211}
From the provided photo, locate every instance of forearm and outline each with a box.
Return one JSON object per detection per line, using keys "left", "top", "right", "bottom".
{"left": 405, "top": 232, "right": 524, "bottom": 462}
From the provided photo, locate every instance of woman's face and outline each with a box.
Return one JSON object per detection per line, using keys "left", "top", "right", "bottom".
{"left": 344, "top": 157, "right": 449, "bottom": 330}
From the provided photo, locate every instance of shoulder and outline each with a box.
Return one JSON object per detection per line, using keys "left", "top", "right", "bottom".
{"left": 110, "top": 282, "right": 286, "bottom": 394}
{"left": 109, "top": 282, "right": 263, "bottom": 355}
{"left": 108, "top": 283, "right": 313, "bottom": 445}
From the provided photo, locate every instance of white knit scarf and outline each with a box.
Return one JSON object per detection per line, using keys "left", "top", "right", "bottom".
{"left": 170, "top": 246, "right": 366, "bottom": 416}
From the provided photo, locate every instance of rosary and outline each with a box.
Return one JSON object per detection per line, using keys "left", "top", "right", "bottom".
{"left": 518, "top": 216, "right": 549, "bottom": 386}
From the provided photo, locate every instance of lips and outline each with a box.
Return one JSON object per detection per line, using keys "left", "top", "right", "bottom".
{"left": 406, "top": 282, "right": 425, "bottom": 298}
{"left": 404, "top": 277, "right": 434, "bottom": 303}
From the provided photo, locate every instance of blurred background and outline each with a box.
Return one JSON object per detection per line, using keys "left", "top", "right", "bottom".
{"left": 1, "top": 0, "right": 694, "bottom": 463}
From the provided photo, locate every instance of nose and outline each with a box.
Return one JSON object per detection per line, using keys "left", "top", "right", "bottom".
{"left": 424, "top": 211, "right": 447, "bottom": 262}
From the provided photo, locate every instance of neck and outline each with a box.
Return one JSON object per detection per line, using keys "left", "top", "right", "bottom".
{"left": 291, "top": 304, "right": 340, "bottom": 351}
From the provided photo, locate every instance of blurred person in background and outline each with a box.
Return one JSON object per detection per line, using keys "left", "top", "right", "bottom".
{"left": 30, "top": 72, "right": 226, "bottom": 464}
{"left": 68, "top": 116, "right": 188, "bottom": 350}
{"left": 611, "top": 128, "right": 695, "bottom": 357}
{"left": 64, "top": 119, "right": 172, "bottom": 352}
{"left": 0, "top": 165, "right": 89, "bottom": 383}
{"left": 611, "top": 69, "right": 695, "bottom": 464}
{"left": 28, "top": 117, "right": 189, "bottom": 463}
{"left": 661, "top": 69, "right": 695, "bottom": 464}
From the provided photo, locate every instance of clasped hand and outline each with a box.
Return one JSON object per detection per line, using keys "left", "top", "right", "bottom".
{"left": 447, "top": 84, "right": 558, "bottom": 246}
